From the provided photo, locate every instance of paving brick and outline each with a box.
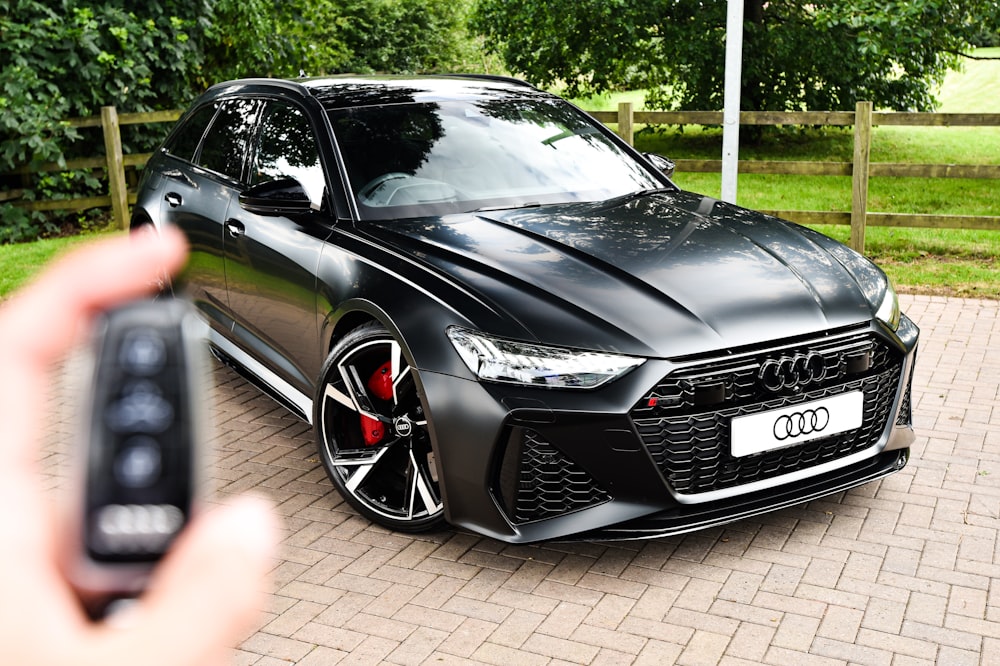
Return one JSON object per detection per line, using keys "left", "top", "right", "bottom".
{"left": 860, "top": 596, "right": 906, "bottom": 634}
{"left": 677, "top": 630, "right": 731, "bottom": 666}
{"left": 435, "top": 617, "right": 500, "bottom": 658}
{"left": 718, "top": 571, "right": 766, "bottom": 604}
{"left": 765, "top": 646, "right": 847, "bottom": 666}
{"left": 569, "top": 623, "right": 647, "bottom": 655}
{"left": 725, "top": 622, "right": 777, "bottom": 661}
{"left": 262, "top": 600, "right": 328, "bottom": 638}
{"left": 810, "top": 636, "right": 893, "bottom": 666}
{"left": 521, "top": 633, "right": 600, "bottom": 664}
{"left": 489, "top": 608, "right": 545, "bottom": 648}
{"left": 294, "top": 646, "right": 348, "bottom": 665}
{"left": 710, "top": 599, "right": 784, "bottom": 628}
{"left": 470, "top": 641, "right": 549, "bottom": 666}
{"left": 771, "top": 613, "right": 821, "bottom": 651}
{"left": 583, "top": 592, "right": 636, "bottom": 629}
{"left": 633, "top": 639, "right": 685, "bottom": 665}
{"left": 384, "top": 626, "right": 449, "bottom": 665}
{"left": 675, "top": 577, "right": 725, "bottom": 613}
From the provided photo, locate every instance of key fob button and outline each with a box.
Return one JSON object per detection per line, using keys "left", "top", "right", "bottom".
{"left": 118, "top": 328, "right": 168, "bottom": 376}
{"left": 114, "top": 437, "right": 163, "bottom": 488}
{"left": 105, "top": 380, "right": 175, "bottom": 433}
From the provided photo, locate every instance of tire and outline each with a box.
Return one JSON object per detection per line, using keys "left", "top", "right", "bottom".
{"left": 314, "top": 322, "right": 445, "bottom": 531}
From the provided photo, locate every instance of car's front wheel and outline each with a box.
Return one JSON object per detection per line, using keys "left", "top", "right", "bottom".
{"left": 314, "top": 323, "right": 445, "bottom": 532}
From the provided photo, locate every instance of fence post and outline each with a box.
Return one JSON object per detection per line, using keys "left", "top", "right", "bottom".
{"left": 850, "top": 101, "right": 873, "bottom": 254}
{"left": 101, "top": 105, "right": 129, "bottom": 230}
{"left": 617, "top": 101, "right": 634, "bottom": 146}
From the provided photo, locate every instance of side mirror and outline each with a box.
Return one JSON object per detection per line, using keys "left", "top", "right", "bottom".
{"left": 239, "top": 178, "right": 314, "bottom": 216}
{"left": 644, "top": 153, "right": 676, "bottom": 178}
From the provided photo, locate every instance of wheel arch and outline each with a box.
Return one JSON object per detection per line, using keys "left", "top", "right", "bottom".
{"left": 323, "top": 299, "right": 413, "bottom": 363}
{"left": 128, "top": 206, "right": 154, "bottom": 232}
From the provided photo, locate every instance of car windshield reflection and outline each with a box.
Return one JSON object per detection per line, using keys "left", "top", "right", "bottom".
{"left": 328, "top": 99, "right": 662, "bottom": 220}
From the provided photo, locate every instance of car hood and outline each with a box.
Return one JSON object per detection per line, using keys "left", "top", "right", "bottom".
{"left": 363, "top": 190, "right": 886, "bottom": 358}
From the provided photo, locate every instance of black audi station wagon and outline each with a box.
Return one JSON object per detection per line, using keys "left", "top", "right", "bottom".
{"left": 131, "top": 76, "right": 919, "bottom": 543}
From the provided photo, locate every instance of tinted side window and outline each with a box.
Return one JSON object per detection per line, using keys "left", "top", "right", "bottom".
{"left": 252, "top": 102, "right": 325, "bottom": 204}
{"left": 198, "top": 98, "right": 261, "bottom": 182}
{"left": 163, "top": 105, "right": 216, "bottom": 162}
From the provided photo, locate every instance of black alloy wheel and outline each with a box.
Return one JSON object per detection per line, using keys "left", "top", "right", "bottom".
{"left": 314, "top": 322, "right": 445, "bottom": 531}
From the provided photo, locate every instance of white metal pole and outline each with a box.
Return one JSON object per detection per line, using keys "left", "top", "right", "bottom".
{"left": 721, "top": 0, "right": 744, "bottom": 204}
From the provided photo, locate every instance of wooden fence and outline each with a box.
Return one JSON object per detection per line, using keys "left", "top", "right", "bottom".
{"left": 4, "top": 103, "right": 1000, "bottom": 253}
{"left": 1, "top": 107, "right": 182, "bottom": 231}
{"left": 595, "top": 102, "right": 1000, "bottom": 252}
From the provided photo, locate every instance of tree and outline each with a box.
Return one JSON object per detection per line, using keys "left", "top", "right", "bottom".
{"left": 286, "top": 0, "right": 482, "bottom": 76}
{"left": 470, "top": 0, "right": 1000, "bottom": 113}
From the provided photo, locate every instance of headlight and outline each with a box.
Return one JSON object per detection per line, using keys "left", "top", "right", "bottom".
{"left": 447, "top": 326, "right": 644, "bottom": 389}
{"left": 875, "top": 281, "right": 901, "bottom": 331}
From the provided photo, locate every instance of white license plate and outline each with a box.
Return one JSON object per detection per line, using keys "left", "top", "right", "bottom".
{"left": 731, "top": 391, "right": 864, "bottom": 458}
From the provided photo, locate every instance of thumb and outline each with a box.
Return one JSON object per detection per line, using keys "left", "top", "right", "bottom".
{"left": 101, "top": 496, "right": 279, "bottom": 666}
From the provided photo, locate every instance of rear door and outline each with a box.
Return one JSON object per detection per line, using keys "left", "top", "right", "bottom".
{"left": 159, "top": 98, "right": 262, "bottom": 335}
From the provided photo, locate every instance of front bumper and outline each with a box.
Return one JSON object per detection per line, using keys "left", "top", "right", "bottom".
{"left": 420, "top": 317, "right": 918, "bottom": 543}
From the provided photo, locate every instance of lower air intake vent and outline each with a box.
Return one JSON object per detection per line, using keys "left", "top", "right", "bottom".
{"left": 496, "top": 428, "right": 610, "bottom": 524}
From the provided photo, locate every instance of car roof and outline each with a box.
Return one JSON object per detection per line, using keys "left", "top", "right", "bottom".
{"left": 200, "top": 75, "right": 555, "bottom": 111}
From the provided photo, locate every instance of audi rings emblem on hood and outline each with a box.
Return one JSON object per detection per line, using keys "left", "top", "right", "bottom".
{"left": 759, "top": 352, "right": 827, "bottom": 392}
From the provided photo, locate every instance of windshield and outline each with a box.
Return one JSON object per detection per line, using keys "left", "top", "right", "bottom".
{"left": 328, "top": 98, "right": 663, "bottom": 220}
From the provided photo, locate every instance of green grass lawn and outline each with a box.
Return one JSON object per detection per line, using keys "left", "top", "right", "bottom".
{"left": 0, "top": 231, "right": 116, "bottom": 298}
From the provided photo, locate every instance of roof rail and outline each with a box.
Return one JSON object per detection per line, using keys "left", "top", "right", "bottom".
{"left": 439, "top": 73, "right": 539, "bottom": 90}
{"left": 204, "top": 77, "right": 316, "bottom": 99}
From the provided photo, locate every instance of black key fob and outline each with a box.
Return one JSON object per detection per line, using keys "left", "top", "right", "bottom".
{"left": 69, "top": 298, "right": 206, "bottom": 618}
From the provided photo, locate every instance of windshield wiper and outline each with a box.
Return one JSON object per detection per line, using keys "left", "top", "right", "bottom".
{"left": 472, "top": 202, "right": 542, "bottom": 213}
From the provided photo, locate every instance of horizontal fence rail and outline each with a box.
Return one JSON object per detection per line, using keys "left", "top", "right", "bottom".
{"left": 3, "top": 103, "right": 999, "bottom": 252}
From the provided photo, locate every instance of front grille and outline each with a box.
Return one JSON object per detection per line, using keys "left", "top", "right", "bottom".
{"left": 496, "top": 428, "right": 610, "bottom": 524}
{"left": 631, "top": 328, "right": 905, "bottom": 496}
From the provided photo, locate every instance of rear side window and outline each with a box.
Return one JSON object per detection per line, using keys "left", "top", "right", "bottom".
{"left": 163, "top": 104, "right": 216, "bottom": 162}
{"left": 197, "top": 98, "right": 262, "bottom": 182}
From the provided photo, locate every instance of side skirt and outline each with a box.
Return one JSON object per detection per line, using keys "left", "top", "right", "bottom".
{"left": 207, "top": 329, "right": 314, "bottom": 424}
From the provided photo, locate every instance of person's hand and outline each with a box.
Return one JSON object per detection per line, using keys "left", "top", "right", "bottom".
{"left": 0, "top": 228, "right": 278, "bottom": 666}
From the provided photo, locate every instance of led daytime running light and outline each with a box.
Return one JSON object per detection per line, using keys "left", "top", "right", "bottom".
{"left": 447, "top": 327, "right": 644, "bottom": 389}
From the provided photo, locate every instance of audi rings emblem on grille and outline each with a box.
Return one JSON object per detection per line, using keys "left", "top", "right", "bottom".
{"left": 773, "top": 407, "right": 830, "bottom": 440}
{"left": 758, "top": 352, "right": 826, "bottom": 392}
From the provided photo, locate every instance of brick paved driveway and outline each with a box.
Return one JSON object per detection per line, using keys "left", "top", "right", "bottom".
{"left": 44, "top": 294, "right": 1000, "bottom": 665}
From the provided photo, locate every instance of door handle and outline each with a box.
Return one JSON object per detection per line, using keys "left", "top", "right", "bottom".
{"left": 226, "top": 220, "right": 245, "bottom": 238}
{"left": 164, "top": 192, "right": 182, "bottom": 208}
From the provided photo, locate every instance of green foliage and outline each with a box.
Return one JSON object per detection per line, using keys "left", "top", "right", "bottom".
{"left": 202, "top": 0, "right": 297, "bottom": 80}
{"left": 0, "top": 203, "right": 51, "bottom": 244}
{"left": 472, "top": 0, "right": 1000, "bottom": 114}
{"left": 0, "top": 0, "right": 294, "bottom": 239}
{"left": 289, "top": 0, "right": 482, "bottom": 76}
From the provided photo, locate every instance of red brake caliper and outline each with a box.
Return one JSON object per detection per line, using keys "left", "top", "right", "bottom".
{"left": 360, "top": 361, "right": 393, "bottom": 446}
